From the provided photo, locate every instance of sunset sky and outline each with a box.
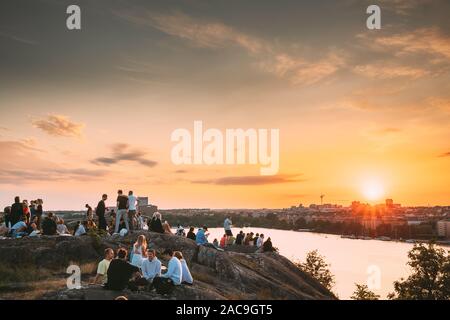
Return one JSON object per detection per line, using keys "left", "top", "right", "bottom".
{"left": 1, "top": 0, "right": 449, "bottom": 210}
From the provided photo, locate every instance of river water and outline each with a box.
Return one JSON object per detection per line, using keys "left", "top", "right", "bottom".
{"left": 205, "top": 227, "right": 421, "bottom": 299}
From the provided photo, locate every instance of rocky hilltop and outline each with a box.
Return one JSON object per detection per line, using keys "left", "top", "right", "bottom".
{"left": 0, "top": 232, "right": 335, "bottom": 300}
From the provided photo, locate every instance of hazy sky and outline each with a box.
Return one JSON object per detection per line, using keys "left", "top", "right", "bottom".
{"left": 1, "top": 0, "right": 449, "bottom": 210}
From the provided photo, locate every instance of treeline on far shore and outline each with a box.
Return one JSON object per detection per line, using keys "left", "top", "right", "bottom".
{"left": 162, "top": 211, "right": 441, "bottom": 240}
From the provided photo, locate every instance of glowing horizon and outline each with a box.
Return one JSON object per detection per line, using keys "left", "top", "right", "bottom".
{"left": 1, "top": 1, "right": 449, "bottom": 211}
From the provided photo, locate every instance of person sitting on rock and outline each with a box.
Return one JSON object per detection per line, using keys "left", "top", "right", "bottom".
{"left": 263, "top": 237, "right": 276, "bottom": 252}
{"left": 235, "top": 231, "right": 244, "bottom": 245}
{"left": 186, "top": 227, "right": 196, "bottom": 241}
{"left": 74, "top": 221, "right": 87, "bottom": 237}
{"left": 174, "top": 251, "right": 193, "bottom": 285}
{"left": 254, "top": 233, "right": 260, "bottom": 247}
{"left": 105, "top": 248, "right": 140, "bottom": 291}
{"left": 213, "top": 238, "right": 219, "bottom": 247}
{"left": 163, "top": 220, "right": 172, "bottom": 234}
{"left": 42, "top": 212, "right": 57, "bottom": 236}
{"left": 148, "top": 212, "right": 164, "bottom": 234}
{"left": 92, "top": 248, "right": 114, "bottom": 285}
{"left": 175, "top": 224, "right": 185, "bottom": 237}
{"left": 257, "top": 234, "right": 265, "bottom": 248}
{"left": 10, "top": 217, "right": 28, "bottom": 238}
{"left": 56, "top": 218, "right": 70, "bottom": 235}
{"left": 141, "top": 249, "right": 161, "bottom": 284}
{"left": 153, "top": 249, "right": 182, "bottom": 294}
{"left": 131, "top": 235, "right": 147, "bottom": 268}
{"left": 219, "top": 234, "right": 227, "bottom": 248}
{"left": 244, "top": 232, "right": 252, "bottom": 245}
{"left": 227, "top": 235, "right": 236, "bottom": 246}
{"left": 27, "top": 222, "right": 40, "bottom": 237}
{"left": 195, "top": 226, "right": 209, "bottom": 245}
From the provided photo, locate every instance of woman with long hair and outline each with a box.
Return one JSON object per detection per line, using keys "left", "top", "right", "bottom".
{"left": 131, "top": 235, "right": 147, "bottom": 268}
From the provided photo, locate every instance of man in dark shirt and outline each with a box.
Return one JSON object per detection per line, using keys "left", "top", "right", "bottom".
{"left": 3, "top": 206, "right": 11, "bottom": 228}
{"left": 36, "top": 199, "right": 43, "bottom": 229}
{"left": 105, "top": 248, "right": 140, "bottom": 291}
{"left": 235, "top": 231, "right": 244, "bottom": 245}
{"left": 10, "top": 196, "right": 23, "bottom": 226}
{"left": 96, "top": 194, "right": 108, "bottom": 231}
{"left": 114, "top": 190, "right": 129, "bottom": 233}
{"left": 186, "top": 227, "right": 196, "bottom": 241}
{"left": 42, "top": 212, "right": 57, "bottom": 235}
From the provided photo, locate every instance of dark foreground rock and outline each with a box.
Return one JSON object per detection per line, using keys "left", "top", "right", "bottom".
{"left": 0, "top": 232, "right": 335, "bottom": 300}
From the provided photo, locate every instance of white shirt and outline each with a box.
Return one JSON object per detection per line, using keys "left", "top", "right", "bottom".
{"left": 75, "top": 224, "right": 86, "bottom": 236}
{"left": 128, "top": 195, "right": 137, "bottom": 211}
{"left": 163, "top": 257, "right": 182, "bottom": 285}
{"left": 224, "top": 218, "right": 232, "bottom": 230}
{"left": 180, "top": 259, "right": 193, "bottom": 284}
{"left": 142, "top": 257, "right": 162, "bottom": 281}
{"left": 257, "top": 237, "right": 264, "bottom": 248}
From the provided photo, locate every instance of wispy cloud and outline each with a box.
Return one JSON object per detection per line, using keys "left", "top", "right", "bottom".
{"left": 371, "top": 28, "right": 450, "bottom": 60}
{"left": 92, "top": 143, "right": 157, "bottom": 168}
{"left": 114, "top": 11, "right": 265, "bottom": 54}
{"left": 373, "top": 127, "right": 402, "bottom": 135}
{"left": 377, "top": 0, "right": 433, "bottom": 15}
{"left": 0, "top": 31, "right": 38, "bottom": 45}
{"left": 191, "top": 174, "right": 303, "bottom": 186}
{"left": 353, "top": 64, "right": 429, "bottom": 79}
{"left": 31, "top": 115, "right": 85, "bottom": 138}
{"left": 115, "top": 10, "right": 346, "bottom": 86}
{"left": 0, "top": 139, "right": 108, "bottom": 184}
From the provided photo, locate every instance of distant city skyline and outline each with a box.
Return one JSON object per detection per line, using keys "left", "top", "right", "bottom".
{"left": 1, "top": 0, "right": 449, "bottom": 210}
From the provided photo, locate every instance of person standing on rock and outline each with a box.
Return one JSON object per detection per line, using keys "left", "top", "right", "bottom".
{"left": 114, "top": 190, "right": 129, "bottom": 234}
{"left": 36, "top": 199, "right": 43, "bottom": 230}
{"left": 127, "top": 191, "right": 138, "bottom": 231}
{"left": 224, "top": 216, "right": 233, "bottom": 237}
{"left": 96, "top": 194, "right": 108, "bottom": 231}
{"left": 10, "top": 196, "right": 23, "bottom": 227}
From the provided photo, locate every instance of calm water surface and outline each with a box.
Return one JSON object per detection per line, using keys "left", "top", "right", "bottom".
{"left": 205, "top": 227, "right": 422, "bottom": 299}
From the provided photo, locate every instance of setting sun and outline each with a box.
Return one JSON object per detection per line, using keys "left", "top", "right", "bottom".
{"left": 362, "top": 179, "right": 385, "bottom": 202}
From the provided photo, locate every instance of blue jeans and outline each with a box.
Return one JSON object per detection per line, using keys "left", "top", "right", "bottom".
{"left": 115, "top": 209, "right": 130, "bottom": 233}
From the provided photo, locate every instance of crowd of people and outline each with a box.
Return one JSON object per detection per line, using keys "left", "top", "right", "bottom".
{"left": 192, "top": 216, "right": 276, "bottom": 253}
{"left": 91, "top": 237, "right": 193, "bottom": 295}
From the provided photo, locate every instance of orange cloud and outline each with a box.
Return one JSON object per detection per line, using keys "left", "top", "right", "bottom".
{"left": 353, "top": 64, "right": 429, "bottom": 79}
{"left": 31, "top": 115, "right": 84, "bottom": 138}
{"left": 191, "top": 174, "right": 304, "bottom": 185}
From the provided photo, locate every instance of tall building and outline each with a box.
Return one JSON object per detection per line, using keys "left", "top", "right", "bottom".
{"left": 137, "top": 197, "right": 149, "bottom": 206}
{"left": 437, "top": 220, "right": 450, "bottom": 239}
{"left": 386, "top": 199, "right": 394, "bottom": 208}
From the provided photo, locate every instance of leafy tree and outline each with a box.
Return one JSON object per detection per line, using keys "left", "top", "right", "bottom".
{"left": 351, "top": 284, "right": 380, "bottom": 300}
{"left": 388, "top": 243, "right": 450, "bottom": 300}
{"left": 296, "top": 250, "right": 335, "bottom": 292}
